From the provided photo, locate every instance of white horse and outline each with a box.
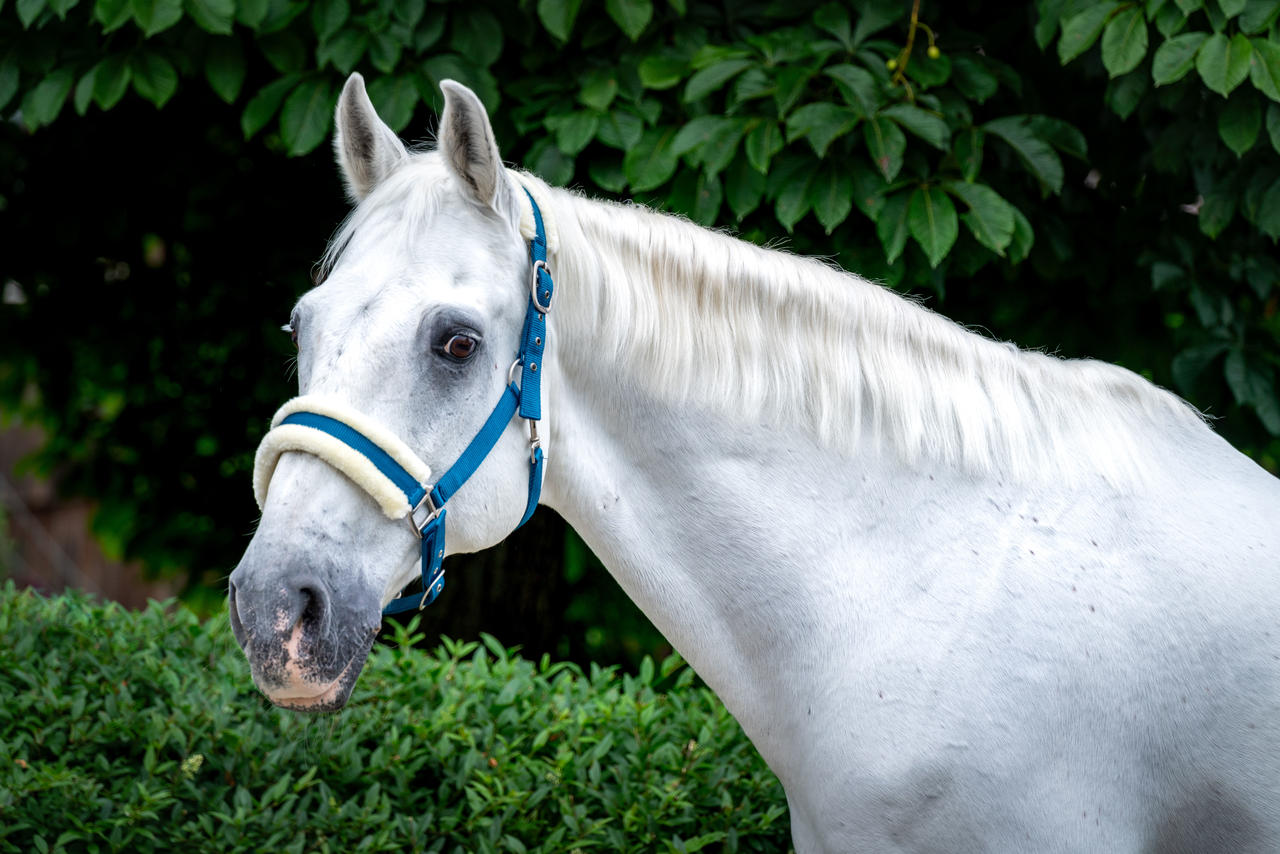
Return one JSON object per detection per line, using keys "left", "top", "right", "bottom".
{"left": 229, "top": 72, "right": 1280, "bottom": 852}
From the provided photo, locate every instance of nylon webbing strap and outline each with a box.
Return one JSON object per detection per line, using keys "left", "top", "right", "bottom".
{"left": 518, "top": 188, "right": 552, "bottom": 420}
{"left": 278, "top": 412, "right": 427, "bottom": 509}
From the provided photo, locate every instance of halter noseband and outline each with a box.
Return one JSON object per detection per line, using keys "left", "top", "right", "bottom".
{"left": 252, "top": 189, "right": 554, "bottom": 616}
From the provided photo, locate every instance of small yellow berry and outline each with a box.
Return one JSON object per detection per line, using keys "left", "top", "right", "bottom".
{"left": 927, "top": 45, "right": 941, "bottom": 59}
{"left": 886, "top": 57, "right": 898, "bottom": 70}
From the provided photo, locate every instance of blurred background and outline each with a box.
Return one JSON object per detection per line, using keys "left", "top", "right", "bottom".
{"left": 2, "top": 0, "right": 1278, "bottom": 670}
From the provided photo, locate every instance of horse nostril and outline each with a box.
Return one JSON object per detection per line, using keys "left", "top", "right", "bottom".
{"left": 294, "top": 579, "right": 329, "bottom": 629}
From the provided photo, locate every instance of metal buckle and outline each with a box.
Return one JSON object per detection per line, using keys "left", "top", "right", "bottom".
{"left": 527, "top": 419, "right": 541, "bottom": 464}
{"left": 530, "top": 259, "right": 552, "bottom": 313}
{"left": 407, "top": 490, "right": 439, "bottom": 537}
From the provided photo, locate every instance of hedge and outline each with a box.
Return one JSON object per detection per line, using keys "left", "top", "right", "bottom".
{"left": 0, "top": 584, "right": 788, "bottom": 852}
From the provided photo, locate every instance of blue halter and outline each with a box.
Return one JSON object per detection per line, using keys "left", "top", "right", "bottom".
{"left": 278, "top": 190, "right": 553, "bottom": 615}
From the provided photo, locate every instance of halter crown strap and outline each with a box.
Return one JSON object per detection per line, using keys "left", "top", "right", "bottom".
{"left": 253, "top": 189, "right": 553, "bottom": 616}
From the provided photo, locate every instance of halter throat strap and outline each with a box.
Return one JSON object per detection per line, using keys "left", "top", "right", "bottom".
{"left": 253, "top": 188, "right": 554, "bottom": 616}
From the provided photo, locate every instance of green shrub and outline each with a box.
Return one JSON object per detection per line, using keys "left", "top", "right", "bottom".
{"left": 0, "top": 584, "right": 787, "bottom": 853}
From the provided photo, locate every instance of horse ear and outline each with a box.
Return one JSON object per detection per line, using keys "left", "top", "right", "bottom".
{"left": 438, "top": 79, "right": 509, "bottom": 211}
{"left": 334, "top": 73, "right": 407, "bottom": 202}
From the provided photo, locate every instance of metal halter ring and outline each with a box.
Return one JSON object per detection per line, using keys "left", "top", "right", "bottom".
{"left": 530, "top": 259, "right": 552, "bottom": 313}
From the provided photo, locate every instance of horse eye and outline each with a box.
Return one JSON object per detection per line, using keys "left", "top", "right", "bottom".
{"left": 445, "top": 334, "right": 477, "bottom": 360}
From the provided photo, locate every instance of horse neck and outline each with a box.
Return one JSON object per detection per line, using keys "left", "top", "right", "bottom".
{"left": 535, "top": 189, "right": 1047, "bottom": 764}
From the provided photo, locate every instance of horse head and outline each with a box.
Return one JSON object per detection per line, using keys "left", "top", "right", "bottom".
{"left": 228, "top": 74, "right": 548, "bottom": 711}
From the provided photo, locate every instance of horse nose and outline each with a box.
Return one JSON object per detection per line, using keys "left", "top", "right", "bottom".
{"left": 227, "top": 567, "right": 333, "bottom": 646}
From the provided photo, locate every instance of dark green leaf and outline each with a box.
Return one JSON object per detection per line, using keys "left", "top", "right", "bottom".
{"left": 368, "top": 31, "right": 401, "bottom": 74}
{"left": 623, "top": 127, "right": 678, "bottom": 191}
{"left": 1152, "top": 32, "right": 1208, "bottom": 85}
{"left": 1196, "top": 32, "right": 1252, "bottom": 97}
{"left": 1172, "top": 342, "right": 1228, "bottom": 391}
{"left": 1240, "top": 0, "right": 1280, "bottom": 33}
{"left": 280, "top": 78, "right": 335, "bottom": 156}
{"left": 744, "top": 120, "right": 782, "bottom": 173}
{"left": 1008, "top": 206, "right": 1034, "bottom": 263}
{"left": 394, "top": 0, "right": 424, "bottom": 28}
{"left": 1258, "top": 177, "right": 1280, "bottom": 239}
{"left": 1025, "top": 115, "right": 1088, "bottom": 159}
{"left": 814, "top": 2, "right": 851, "bottom": 49}
{"left": 414, "top": 13, "right": 446, "bottom": 52}
{"left": 1058, "top": 2, "right": 1121, "bottom": 64}
{"left": 881, "top": 104, "right": 949, "bottom": 150}
{"left": 537, "top": 0, "right": 582, "bottom": 41}
{"left": 1101, "top": 7, "right": 1148, "bottom": 76}
{"left": 0, "top": 59, "right": 19, "bottom": 112}
{"left": 260, "top": 31, "right": 306, "bottom": 73}
{"left": 595, "top": 109, "right": 643, "bottom": 149}
{"left": 1226, "top": 349, "right": 1251, "bottom": 403}
{"left": 605, "top": 0, "right": 651, "bottom": 40}
{"left": 184, "top": 0, "right": 233, "bottom": 33}
{"left": 691, "top": 171, "right": 722, "bottom": 225}
{"left": 545, "top": 111, "right": 599, "bottom": 155}
{"left": 849, "top": 161, "right": 886, "bottom": 219}
{"left": 638, "top": 54, "right": 686, "bottom": 90}
{"left": 907, "top": 185, "right": 958, "bottom": 267}
{"left": 1250, "top": 38, "right": 1280, "bottom": 101}
{"left": 725, "top": 153, "right": 765, "bottom": 219}
{"left": 683, "top": 59, "right": 752, "bottom": 102}
{"left": 451, "top": 8, "right": 503, "bottom": 68}
{"left": 130, "top": 51, "right": 178, "bottom": 108}
{"left": 1172, "top": 0, "right": 1203, "bottom": 16}
{"left": 579, "top": 69, "right": 618, "bottom": 111}
{"left": 588, "top": 158, "right": 626, "bottom": 192}
{"left": 1220, "top": 0, "right": 1247, "bottom": 17}
{"left": 698, "top": 119, "right": 748, "bottom": 175}
{"left": 1269, "top": 102, "right": 1280, "bottom": 153}
{"left": 22, "top": 66, "right": 72, "bottom": 128}
{"left": 235, "top": 0, "right": 267, "bottom": 28}
{"left": 1219, "top": 89, "right": 1261, "bottom": 155}
{"left": 863, "top": 115, "right": 905, "bottom": 180}
{"left": 1199, "top": 186, "right": 1236, "bottom": 236}
{"left": 130, "top": 0, "right": 183, "bottom": 36}
{"left": 310, "top": 0, "right": 347, "bottom": 40}
{"left": 825, "top": 64, "right": 879, "bottom": 115}
{"left": 852, "top": 0, "right": 904, "bottom": 47}
{"left": 529, "top": 137, "right": 574, "bottom": 186}
{"left": 17, "top": 0, "right": 45, "bottom": 28}
{"left": 774, "top": 161, "right": 817, "bottom": 230}
{"left": 91, "top": 54, "right": 130, "bottom": 110}
{"left": 905, "top": 50, "right": 950, "bottom": 88}
{"left": 94, "top": 0, "right": 132, "bottom": 31}
{"left": 876, "top": 189, "right": 911, "bottom": 263}
{"left": 50, "top": 0, "right": 77, "bottom": 16}
{"left": 672, "top": 116, "right": 733, "bottom": 156}
{"left": 983, "top": 115, "right": 1064, "bottom": 195}
{"left": 240, "top": 74, "right": 298, "bottom": 138}
{"left": 1154, "top": 3, "right": 1186, "bottom": 36}
{"left": 946, "top": 181, "right": 1017, "bottom": 255}
{"left": 204, "top": 39, "right": 245, "bottom": 103}
{"left": 73, "top": 67, "right": 95, "bottom": 115}
{"left": 954, "top": 126, "right": 984, "bottom": 181}
{"left": 367, "top": 75, "right": 417, "bottom": 132}
{"left": 1150, "top": 260, "right": 1186, "bottom": 290}
{"left": 1106, "top": 70, "right": 1148, "bottom": 118}
{"left": 812, "top": 163, "right": 854, "bottom": 233}
{"left": 317, "top": 30, "right": 367, "bottom": 74}
{"left": 951, "top": 55, "right": 998, "bottom": 102}
{"left": 786, "top": 103, "right": 859, "bottom": 157}
{"left": 1035, "top": 0, "right": 1066, "bottom": 49}
{"left": 772, "top": 66, "right": 811, "bottom": 115}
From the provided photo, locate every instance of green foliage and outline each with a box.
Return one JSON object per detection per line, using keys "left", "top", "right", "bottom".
{"left": 1038, "top": 0, "right": 1280, "bottom": 448}
{"left": 0, "top": 584, "right": 788, "bottom": 852}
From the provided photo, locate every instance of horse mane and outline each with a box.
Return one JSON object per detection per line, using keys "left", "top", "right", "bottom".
{"left": 527, "top": 174, "right": 1205, "bottom": 487}
{"left": 322, "top": 152, "right": 1205, "bottom": 486}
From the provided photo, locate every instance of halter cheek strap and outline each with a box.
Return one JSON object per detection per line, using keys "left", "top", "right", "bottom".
{"left": 252, "top": 188, "right": 554, "bottom": 616}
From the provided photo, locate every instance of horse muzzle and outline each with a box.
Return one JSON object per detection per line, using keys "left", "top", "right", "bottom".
{"left": 228, "top": 563, "right": 380, "bottom": 712}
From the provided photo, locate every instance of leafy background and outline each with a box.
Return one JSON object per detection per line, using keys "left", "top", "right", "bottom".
{"left": 2, "top": 0, "right": 1279, "bottom": 664}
